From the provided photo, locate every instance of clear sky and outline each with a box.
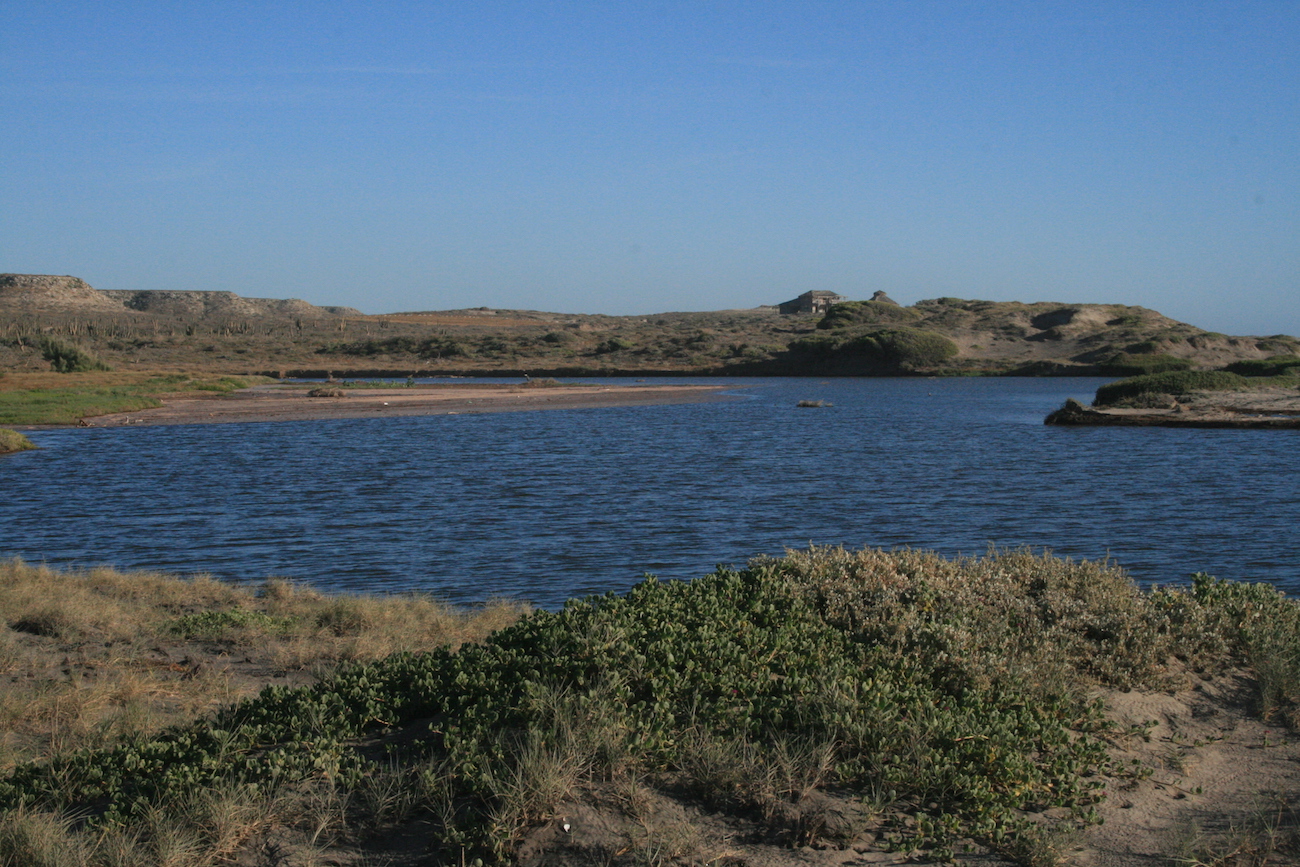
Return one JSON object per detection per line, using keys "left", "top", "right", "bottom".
{"left": 2, "top": 2, "right": 1296, "bottom": 337}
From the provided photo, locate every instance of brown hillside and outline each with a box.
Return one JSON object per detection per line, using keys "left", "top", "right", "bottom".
{"left": 1, "top": 275, "right": 1295, "bottom": 376}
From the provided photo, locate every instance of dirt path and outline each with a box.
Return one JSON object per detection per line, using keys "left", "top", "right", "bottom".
{"left": 78, "top": 382, "right": 736, "bottom": 427}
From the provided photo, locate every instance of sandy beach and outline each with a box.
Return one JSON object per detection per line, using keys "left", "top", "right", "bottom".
{"left": 71, "top": 381, "right": 737, "bottom": 427}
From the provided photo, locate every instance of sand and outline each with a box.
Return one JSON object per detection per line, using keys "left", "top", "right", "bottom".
{"left": 73, "top": 381, "right": 737, "bottom": 427}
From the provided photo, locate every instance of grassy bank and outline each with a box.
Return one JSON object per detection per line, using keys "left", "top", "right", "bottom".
{"left": 0, "top": 561, "right": 527, "bottom": 773}
{"left": 0, "top": 372, "right": 271, "bottom": 426}
{"left": 1090, "top": 363, "right": 1300, "bottom": 409}
{"left": 0, "top": 430, "right": 35, "bottom": 455}
{"left": 1, "top": 549, "right": 1297, "bottom": 865}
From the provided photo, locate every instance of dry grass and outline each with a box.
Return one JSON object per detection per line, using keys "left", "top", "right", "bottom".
{"left": 0, "top": 558, "right": 528, "bottom": 770}
{"left": 3, "top": 548, "right": 1298, "bottom": 866}
{"left": 0, "top": 430, "right": 35, "bottom": 455}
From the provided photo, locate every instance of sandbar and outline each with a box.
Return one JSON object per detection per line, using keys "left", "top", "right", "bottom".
{"left": 72, "top": 382, "right": 736, "bottom": 428}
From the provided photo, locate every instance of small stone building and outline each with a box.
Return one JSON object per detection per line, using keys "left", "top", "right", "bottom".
{"left": 777, "top": 290, "right": 848, "bottom": 315}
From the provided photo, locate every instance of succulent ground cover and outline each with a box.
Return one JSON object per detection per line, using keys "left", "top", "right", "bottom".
{"left": 1, "top": 549, "right": 1298, "bottom": 865}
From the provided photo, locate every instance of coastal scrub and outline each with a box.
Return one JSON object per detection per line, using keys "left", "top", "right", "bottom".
{"left": 2, "top": 548, "right": 1296, "bottom": 864}
{"left": 1092, "top": 370, "right": 1248, "bottom": 407}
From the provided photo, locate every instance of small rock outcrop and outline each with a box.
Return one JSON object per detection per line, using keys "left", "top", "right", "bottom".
{"left": 1044, "top": 398, "right": 1108, "bottom": 425}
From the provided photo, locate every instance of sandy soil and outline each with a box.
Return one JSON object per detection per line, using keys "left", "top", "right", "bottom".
{"left": 503, "top": 673, "right": 1300, "bottom": 867}
{"left": 74, "top": 382, "right": 737, "bottom": 427}
{"left": 1047, "top": 388, "right": 1300, "bottom": 428}
{"left": 319, "top": 671, "right": 1298, "bottom": 867}
{"left": 1075, "top": 672, "right": 1300, "bottom": 867}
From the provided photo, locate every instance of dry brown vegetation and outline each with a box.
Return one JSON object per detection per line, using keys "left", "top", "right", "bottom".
{"left": 0, "top": 559, "right": 527, "bottom": 773}
{"left": 0, "top": 430, "right": 35, "bottom": 454}
{"left": 3, "top": 275, "right": 1296, "bottom": 378}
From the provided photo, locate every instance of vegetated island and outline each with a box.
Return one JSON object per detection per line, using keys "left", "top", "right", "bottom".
{"left": 1045, "top": 362, "right": 1300, "bottom": 429}
{"left": 1, "top": 548, "right": 1297, "bottom": 866}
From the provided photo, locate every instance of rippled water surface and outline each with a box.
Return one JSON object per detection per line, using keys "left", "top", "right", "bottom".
{"left": 4, "top": 378, "right": 1297, "bottom": 608}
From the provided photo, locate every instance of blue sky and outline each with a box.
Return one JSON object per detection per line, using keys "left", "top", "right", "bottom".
{"left": 2, "top": 2, "right": 1296, "bottom": 337}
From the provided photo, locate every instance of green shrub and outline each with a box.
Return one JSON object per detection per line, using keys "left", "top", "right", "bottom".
{"left": 1190, "top": 574, "right": 1300, "bottom": 727}
{"left": 317, "top": 336, "right": 467, "bottom": 359}
{"left": 817, "top": 301, "right": 919, "bottom": 330}
{"left": 1099, "top": 353, "right": 1192, "bottom": 376}
{"left": 188, "top": 376, "right": 252, "bottom": 392}
{"left": 595, "top": 336, "right": 634, "bottom": 354}
{"left": 36, "top": 337, "right": 110, "bottom": 373}
{"left": 789, "top": 327, "right": 957, "bottom": 373}
{"left": 1093, "top": 370, "right": 1248, "bottom": 407}
{"left": 1224, "top": 355, "right": 1300, "bottom": 377}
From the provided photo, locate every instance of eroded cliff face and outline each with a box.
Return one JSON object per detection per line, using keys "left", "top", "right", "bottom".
{"left": 0, "top": 274, "right": 125, "bottom": 312}
{"left": 0, "top": 275, "right": 360, "bottom": 319}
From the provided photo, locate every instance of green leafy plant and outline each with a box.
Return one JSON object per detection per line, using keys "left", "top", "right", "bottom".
{"left": 1, "top": 549, "right": 1296, "bottom": 864}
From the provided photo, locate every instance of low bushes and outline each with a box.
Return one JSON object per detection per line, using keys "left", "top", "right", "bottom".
{"left": 1224, "top": 355, "right": 1300, "bottom": 377}
{"left": 816, "top": 300, "right": 921, "bottom": 329}
{"left": 2, "top": 548, "right": 1295, "bottom": 863}
{"left": 36, "top": 337, "right": 110, "bottom": 373}
{"left": 788, "top": 326, "right": 958, "bottom": 373}
{"left": 1099, "top": 352, "right": 1192, "bottom": 376}
{"left": 1092, "top": 370, "right": 1248, "bottom": 407}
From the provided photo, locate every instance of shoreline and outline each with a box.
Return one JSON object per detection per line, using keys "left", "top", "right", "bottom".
{"left": 1045, "top": 388, "right": 1300, "bottom": 429}
{"left": 17, "top": 381, "right": 738, "bottom": 429}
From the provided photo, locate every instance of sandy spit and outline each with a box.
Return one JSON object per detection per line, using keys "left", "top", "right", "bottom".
{"left": 66, "top": 382, "right": 739, "bottom": 428}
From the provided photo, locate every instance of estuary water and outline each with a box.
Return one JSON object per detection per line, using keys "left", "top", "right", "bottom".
{"left": 3, "top": 377, "right": 1297, "bottom": 608}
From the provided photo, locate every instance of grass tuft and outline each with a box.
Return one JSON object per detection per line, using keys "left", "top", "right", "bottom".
{"left": 0, "top": 429, "right": 36, "bottom": 454}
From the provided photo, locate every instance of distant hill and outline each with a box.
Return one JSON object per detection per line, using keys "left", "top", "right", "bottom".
{"left": 1, "top": 274, "right": 1295, "bottom": 376}
{"left": 0, "top": 274, "right": 361, "bottom": 318}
